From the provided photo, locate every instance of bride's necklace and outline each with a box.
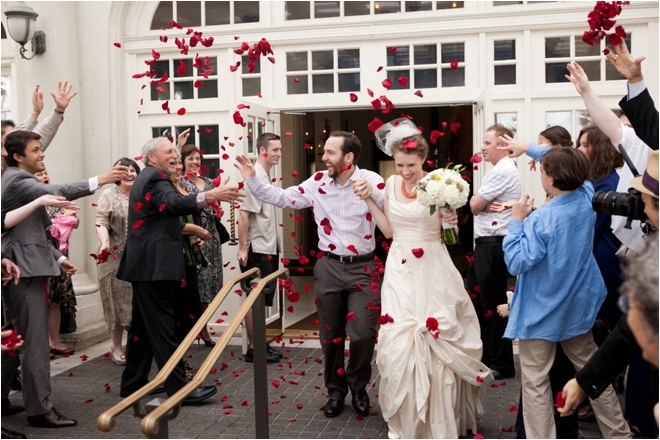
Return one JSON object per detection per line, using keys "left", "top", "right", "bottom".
{"left": 401, "top": 172, "right": 426, "bottom": 199}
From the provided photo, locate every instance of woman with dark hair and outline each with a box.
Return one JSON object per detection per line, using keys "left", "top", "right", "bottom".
{"left": 180, "top": 144, "right": 222, "bottom": 347}
{"left": 95, "top": 157, "right": 141, "bottom": 365}
{"left": 577, "top": 126, "right": 625, "bottom": 337}
{"left": 540, "top": 126, "right": 573, "bottom": 148}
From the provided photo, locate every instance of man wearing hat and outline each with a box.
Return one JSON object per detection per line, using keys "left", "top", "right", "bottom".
{"left": 631, "top": 150, "right": 659, "bottom": 230}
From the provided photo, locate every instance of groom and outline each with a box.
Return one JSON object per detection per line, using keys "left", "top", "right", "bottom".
{"left": 235, "top": 131, "right": 385, "bottom": 418}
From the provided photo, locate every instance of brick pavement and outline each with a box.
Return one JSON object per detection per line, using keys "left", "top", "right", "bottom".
{"left": 2, "top": 344, "right": 606, "bottom": 439}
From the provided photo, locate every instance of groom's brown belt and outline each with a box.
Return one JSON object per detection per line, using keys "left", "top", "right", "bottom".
{"left": 475, "top": 236, "right": 505, "bottom": 244}
{"left": 325, "top": 252, "right": 374, "bottom": 264}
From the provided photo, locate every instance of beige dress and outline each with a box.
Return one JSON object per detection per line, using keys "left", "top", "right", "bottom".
{"left": 377, "top": 176, "right": 491, "bottom": 438}
{"left": 95, "top": 186, "right": 133, "bottom": 331}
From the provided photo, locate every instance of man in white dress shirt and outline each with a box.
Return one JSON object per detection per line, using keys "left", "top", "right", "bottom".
{"left": 235, "top": 131, "right": 385, "bottom": 418}
{"left": 468, "top": 124, "right": 521, "bottom": 381}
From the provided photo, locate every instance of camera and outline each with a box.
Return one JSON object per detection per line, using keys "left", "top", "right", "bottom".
{"left": 592, "top": 187, "right": 647, "bottom": 229}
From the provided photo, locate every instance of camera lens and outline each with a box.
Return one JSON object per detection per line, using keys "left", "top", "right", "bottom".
{"left": 592, "top": 191, "right": 631, "bottom": 217}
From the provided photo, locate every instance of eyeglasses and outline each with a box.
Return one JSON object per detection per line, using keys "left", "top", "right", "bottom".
{"left": 618, "top": 295, "right": 629, "bottom": 314}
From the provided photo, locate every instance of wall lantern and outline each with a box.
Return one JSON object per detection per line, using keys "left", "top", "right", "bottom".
{"left": 4, "top": 1, "right": 46, "bottom": 60}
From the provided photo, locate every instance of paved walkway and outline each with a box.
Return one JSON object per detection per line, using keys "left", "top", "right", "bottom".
{"left": 3, "top": 340, "right": 606, "bottom": 439}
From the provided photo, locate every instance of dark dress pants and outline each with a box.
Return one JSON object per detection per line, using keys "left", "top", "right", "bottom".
{"left": 121, "top": 280, "right": 188, "bottom": 396}
{"left": 314, "top": 256, "right": 380, "bottom": 400}
{"left": 468, "top": 241, "right": 515, "bottom": 375}
{"left": 174, "top": 266, "right": 202, "bottom": 342}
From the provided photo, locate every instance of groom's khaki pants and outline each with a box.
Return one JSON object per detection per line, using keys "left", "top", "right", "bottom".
{"left": 519, "top": 332, "right": 632, "bottom": 439}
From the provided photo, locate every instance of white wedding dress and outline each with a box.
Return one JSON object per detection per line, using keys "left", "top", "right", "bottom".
{"left": 377, "top": 175, "right": 491, "bottom": 439}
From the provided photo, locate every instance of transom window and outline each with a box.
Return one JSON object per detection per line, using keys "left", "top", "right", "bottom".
{"left": 286, "top": 49, "right": 360, "bottom": 94}
{"left": 152, "top": 125, "right": 222, "bottom": 177}
{"left": 495, "top": 112, "right": 517, "bottom": 133}
{"left": 544, "top": 34, "right": 631, "bottom": 83}
{"left": 546, "top": 110, "right": 592, "bottom": 137}
{"left": 241, "top": 56, "right": 261, "bottom": 97}
{"left": 285, "top": 1, "right": 462, "bottom": 19}
{"left": 149, "top": 57, "right": 218, "bottom": 101}
{"left": 494, "top": 40, "right": 516, "bottom": 85}
{"left": 385, "top": 43, "right": 465, "bottom": 89}
{"left": 150, "top": 1, "right": 259, "bottom": 30}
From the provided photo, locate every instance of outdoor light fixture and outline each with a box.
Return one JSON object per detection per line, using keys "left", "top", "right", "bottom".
{"left": 4, "top": 1, "right": 46, "bottom": 60}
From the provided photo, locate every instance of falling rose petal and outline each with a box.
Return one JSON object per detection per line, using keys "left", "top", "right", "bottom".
{"left": 388, "top": 46, "right": 397, "bottom": 54}
{"left": 376, "top": 66, "right": 383, "bottom": 72}
{"left": 132, "top": 220, "right": 144, "bottom": 229}
{"left": 412, "top": 248, "right": 424, "bottom": 258}
{"left": 346, "top": 311, "right": 356, "bottom": 321}
{"left": 194, "top": 80, "right": 203, "bottom": 88}
{"left": 403, "top": 140, "right": 417, "bottom": 150}
{"left": 508, "top": 405, "right": 518, "bottom": 412}
{"left": 257, "top": 92, "right": 263, "bottom": 98}
{"left": 472, "top": 165, "right": 479, "bottom": 171}
{"left": 134, "top": 202, "right": 143, "bottom": 212}
{"left": 555, "top": 391, "right": 566, "bottom": 408}
{"left": 469, "top": 153, "right": 483, "bottom": 164}
{"left": 397, "top": 77, "right": 408, "bottom": 86}
{"left": 368, "top": 118, "right": 383, "bottom": 132}
{"left": 414, "top": 90, "right": 423, "bottom": 98}
{"left": 113, "top": 42, "right": 122, "bottom": 48}
{"left": 450, "top": 59, "right": 459, "bottom": 69}
{"left": 267, "top": 56, "right": 276, "bottom": 64}
{"left": 177, "top": 108, "right": 186, "bottom": 115}
{"left": 377, "top": 182, "right": 385, "bottom": 190}
{"left": 603, "top": 47, "right": 611, "bottom": 55}
{"left": 426, "top": 317, "right": 439, "bottom": 332}
{"left": 337, "top": 367, "right": 345, "bottom": 376}
{"left": 485, "top": 310, "right": 493, "bottom": 317}
{"left": 382, "top": 78, "right": 392, "bottom": 89}
{"left": 492, "top": 221, "right": 498, "bottom": 226}
{"left": 476, "top": 375, "right": 484, "bottom": 383}
{"left": 152, "top": 49, "right": 161, "bottom": 60}
{"left": 294, "top": 78, "right": 300, "bottom": 83}
{"left": 347, "top": 245, "right": 359, "bottom": 254}
{"left": 287, "top": 306, "right": 294, "bottom": 313}
{"left": 367, "top": 88, "right": 374, "bottom": 98}
{"left": 474, "top": 285, "right": 482, "bottom": 293}
{"left": 450, "top": 122, "right": 461, "bottom": 132}
{"left": 349, "top": 93, "right": 358, "bottom": 102}
{"left": 159, "top": 204, "right": 166, "bottom": 212}
{"left": 134, "top": 155, "right": 143, "bottom": 161}
{"left": 474, "top": 435, "right": 485, "bottom": 439}
{"left": 430, "top": 130, "right": 444, "bottom": 144}
{"left": 284, "top": 132, "right": 293, "bottom": 137}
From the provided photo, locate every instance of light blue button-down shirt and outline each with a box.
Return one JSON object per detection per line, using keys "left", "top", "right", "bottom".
{"left": 503, "top": 144, "right": 606, "bottom": 342}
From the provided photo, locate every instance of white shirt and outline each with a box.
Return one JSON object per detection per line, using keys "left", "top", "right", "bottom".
{"left": 474, "top": 156, "right": 521, "bottom": 238}
{"left": 611, "top": 122, "right": 653, "bottom": 254}
{"left": 244, "top": 166, "right": 385, "bottom": 256}
{"left": 239, "top": 163, "right": 281, "bottom": 255}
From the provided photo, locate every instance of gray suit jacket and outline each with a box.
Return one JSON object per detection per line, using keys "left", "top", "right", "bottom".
{"left": 1, "top": 167, "right": 93, "bottom": 278}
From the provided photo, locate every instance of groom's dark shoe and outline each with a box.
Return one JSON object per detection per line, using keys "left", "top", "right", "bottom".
{"left": 351, "top": 388, "right": 370, "bottom": 416}
{"left": 323, "top": 398, "right": 344, "bottom": 418}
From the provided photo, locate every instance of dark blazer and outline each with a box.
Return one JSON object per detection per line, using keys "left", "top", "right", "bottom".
{"left": 575, "top": 314, "right": 640, "bottom": 399}
{"left": 619, "top": 88, "right": 658, "bottom": 150}
{"left": 116, "top": 165, "right": 204, "bottom": 282}
{"left": 1, "top": 167, "right": 93, "bottom": 278}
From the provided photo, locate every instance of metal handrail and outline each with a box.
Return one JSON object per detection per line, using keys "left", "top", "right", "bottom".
{"left": 140, "top": 267, "right": 289, "bottom": 436}
{"left": 97, "top": 267, "right": 264, "bottom": 434}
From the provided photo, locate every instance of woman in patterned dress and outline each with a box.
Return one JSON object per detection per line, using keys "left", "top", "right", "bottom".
{"left": 180, "top": 144, "right": 222, "bottom": 346}
{"left": 94, "top": 158, "right": 141, "bottom": 365}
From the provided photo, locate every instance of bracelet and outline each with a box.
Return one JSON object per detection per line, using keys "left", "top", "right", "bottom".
{"left": 54, "top": 109, "right": 65, "bottom": 115}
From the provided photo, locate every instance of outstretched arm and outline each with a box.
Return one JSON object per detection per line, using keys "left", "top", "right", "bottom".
{"left": 4, "top": 195, "right": 78, "bottom": 230}
{"left": 566, "top": 62, "right": 623, "bottom": 145}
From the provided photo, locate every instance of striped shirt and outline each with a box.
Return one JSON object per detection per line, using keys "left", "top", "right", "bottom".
{"left": 244, "top": 167, "right": 385, "bottom": 256}
{"left": 474, "top": 156, "right": 521, "bottom": 238}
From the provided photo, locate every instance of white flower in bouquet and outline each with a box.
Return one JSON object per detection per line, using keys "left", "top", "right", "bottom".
{"left": 444, "top": 185, "right": 460, "bottom": 207}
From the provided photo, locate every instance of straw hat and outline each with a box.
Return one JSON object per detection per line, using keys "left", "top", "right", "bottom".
{"left": 631, "top": 150, "right": 659, "bottom": 199}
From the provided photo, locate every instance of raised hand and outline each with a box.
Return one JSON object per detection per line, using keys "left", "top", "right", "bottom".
{"left": 605, "top": 39, "right": 645, "bottom": 83}
{"left": 98, "top": 163, "right": 129, "bottom": 186}
{"left": 206, "top": 176, "right": 245, "bottom": 205}
{"left": 352, "top": 178, "right": 373, "bottom": 200}
{"left": 176, "top": 128, "right": 191, "bottom": 150}
{"left": 565, "top": 61, "right": 593, "bottom": 96}
{"left": 50, "top": 81, "right": 77, "bottom": 112}
{"left": 31, "top": 85, "right": 44, "bottom": 117}
{"left": 234, "top": 155, "right": 257, "bottom": 179}
{"left": 37, "top": 194, "right": 78, "bottom": 211}
{"left": 498, "top": 134, "right": 530, "bottom": 158}
{"left": 511, "top": 194, "right": 534, "bottom": 221}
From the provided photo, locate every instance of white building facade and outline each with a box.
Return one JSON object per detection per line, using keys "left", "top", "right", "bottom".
{"left": 2, "top": 1, "right": 658, "bottom": 343}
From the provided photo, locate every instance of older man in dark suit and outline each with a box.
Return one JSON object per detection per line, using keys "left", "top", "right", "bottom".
{"left": 117, "top": 137, "right": 243, "bottom": 403}
{"left": 1, "top": 130, "right": 128, "bottom": 428}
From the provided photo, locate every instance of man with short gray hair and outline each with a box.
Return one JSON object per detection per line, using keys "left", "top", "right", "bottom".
{"left": 117, "top": 137, "right": 244, "bottom": 403}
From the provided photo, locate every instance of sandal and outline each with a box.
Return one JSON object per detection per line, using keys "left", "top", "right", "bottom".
{"left": 111, "top": 351, "right": 126, "bottom": 366}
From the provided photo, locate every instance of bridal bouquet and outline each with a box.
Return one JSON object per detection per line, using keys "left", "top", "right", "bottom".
{"left": 414, "top": 164, "right": 469, "bottom": 245}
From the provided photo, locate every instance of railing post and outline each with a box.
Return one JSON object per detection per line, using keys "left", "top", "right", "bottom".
{"left": 251, "top": 281, "right": 270, "bottom": 439}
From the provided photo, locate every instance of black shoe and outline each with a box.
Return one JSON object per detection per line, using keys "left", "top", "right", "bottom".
{"left": 244, "top": 347, "right": 280, "bottom": 363}
{"left": 1, "top": 427, "right": 27, "bottom": 439}
{"left": 119, "top": 384, "right": 167, "bottom": 398}
{"left": 491, "top": 369, "right": 515, "bottom": 381}
{"left": 351, "top": 388, "right": 370, "bottom": 416}
{"left": 27, "top": 407, "right": 77, "bottom": 428}
{"left": 323, "top": 398, "right": 344, "bottom": 418}
{"left": 1, "top": 399, "right": 25, "bottom": 416}
{"left": 267, "top": 344, "right": 283, "bottom": 359}
{"left": 10, "top": 370, "right": 21, "bottom": 391}
{"left": 181, "top": 385, "right": 217, "bottom": 406}
{"left": 196, "top": 335, "right": 216, "bottom": 347}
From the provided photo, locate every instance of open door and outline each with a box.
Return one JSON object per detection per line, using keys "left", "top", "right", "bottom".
{"left": 472, "top": 89, "right": 492, "bottom": 191}
{"left": 238, "top": 100, "right": 282, "bottom": 327}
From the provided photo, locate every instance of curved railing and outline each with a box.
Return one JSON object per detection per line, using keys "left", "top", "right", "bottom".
{"left": 98, "top": 267, "right": 288, "bottom": 437}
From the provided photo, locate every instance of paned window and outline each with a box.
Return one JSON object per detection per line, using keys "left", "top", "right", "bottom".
{"left": 286, "top": 49, "right": 360, "bottom": 94}
{"left": 150, "top": 57, "right": 218, "bottom": 101}
{"left": 544, "top": 34, "right": 631, "bottom": 83}
{"left": 151, "top": 1, "right": 259, "bottom": 29}
{"left": 546, "top": 110, "right": 592, "bottom": 137}
{"left": 494, "top": 40, "right": 516, "bottom": 85}
{"left": 241, "top": 56, "right": 261, "bottom": 97}
{"left": 1, "top": 76, "right": 11, "bottom": 121}
{"left": 284, "top": 0, "right": 461, "bottom": 20}
{"left": 386, "top": 43, "right": 464, "bottom": 89}
{"left": 495, "top": 113, "right": 517, "bottom": 133}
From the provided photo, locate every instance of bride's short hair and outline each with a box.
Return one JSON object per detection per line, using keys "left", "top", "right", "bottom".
{"left": 390, "top": 134, "right": 428, "bottom": 160}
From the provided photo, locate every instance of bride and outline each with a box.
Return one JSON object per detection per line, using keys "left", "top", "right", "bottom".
{"left": 353, "top": 119, "right": 492, "bottom": 438}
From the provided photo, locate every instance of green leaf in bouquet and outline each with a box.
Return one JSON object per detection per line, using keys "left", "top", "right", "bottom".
{"left": 430, "top": 205, "right": 436, "bottom": 216}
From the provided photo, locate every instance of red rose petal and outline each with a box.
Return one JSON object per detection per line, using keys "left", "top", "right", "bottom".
{"left": 450, "top": 122, "right": 461, "bottom": 132}
{"left": 403, "top": 140, "right": 417, "bottom": 150}
{"left": 555, "top": 391, "right": 566, "bottom": 408}
{"left": 388, "top": 46, "right": 397, "bottom": 54}
{"left": 411, "top": 248, "right": 424, "bottom": 258}
{"left": 346, "top": 311, "right": 356, "bottom": 322}
{"left": 474, "top": 285, "right": 482, "bottom": 293}
{"left": 450, "top": 60, "right": 458, "bottom": 69}
{"left": 349, "top": 93, "right": 358, "bottom": 102}
{"left": 414, "top": 90, "right": 423, "bottom": 98}
{"left": 368, "top": 118, "right": 383, "bottom": 132}
{"left": 476, "top": 375, "right": 484, "bottom": 383}
{"left": 376, "top": 66, "right": 383, "bottom": 72}
{"left": 377, "top": 182, "right": 385, "bottom": 190}
{"left": 134, "top": 202, "right": 143, "bottom": 212}
{"left": 426, "top": 317, "right": 439, "bottom": 332}
{"left": 159, "top": 204, "right": 166, "bottom": 212}
{"left": 337, "top": 367, "right": 345, "bottom": 376}
{"left": 485, "top": 310, "right": 493, "bottom": 317}
{"left": 348, "top": 245, "right": 359, "bottom": 254}
{"left": 131, "top": 220, "right": 143, "bottom": 229}
{"left": 397, "top": 77, "right": 408, "bottom": 86}
{"left": 382, "top": 78, "right": 392, "bottom": 89}
{"left": 509, "top": 405, "right": 518, "bottom": 412}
